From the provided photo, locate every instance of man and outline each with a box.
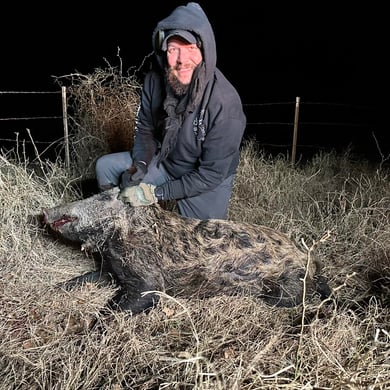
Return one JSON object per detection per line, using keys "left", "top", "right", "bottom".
{"left": 95, "top": 2, "right": 246, "bottom": 220}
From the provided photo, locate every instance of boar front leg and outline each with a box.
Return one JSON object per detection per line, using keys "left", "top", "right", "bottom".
{"left": 58, "top": 270, "right": 116, "bottom": 290}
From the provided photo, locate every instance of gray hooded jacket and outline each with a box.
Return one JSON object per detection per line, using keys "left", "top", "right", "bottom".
{"left": 132, "top": 2, "right": 246, "bottom": 200}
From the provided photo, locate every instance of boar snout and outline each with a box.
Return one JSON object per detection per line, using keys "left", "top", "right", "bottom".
{"left": 42, "top": 209, "right": 77, "bottom": 230}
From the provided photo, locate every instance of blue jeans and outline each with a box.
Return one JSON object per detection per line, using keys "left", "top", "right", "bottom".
{"left": 95, "top": 151, "right": 235, "bottom": 220}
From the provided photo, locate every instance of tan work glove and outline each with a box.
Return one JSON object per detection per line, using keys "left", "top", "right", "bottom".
{"left": 118, "top": 183, "right": 157, "bottom": 207}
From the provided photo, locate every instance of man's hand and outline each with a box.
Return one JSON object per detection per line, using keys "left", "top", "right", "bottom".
{"left": 118, "top": 183, "right": 158, "bottom": 207}
{"left": 120, "top": 161, "right": 147, "bottom": 189}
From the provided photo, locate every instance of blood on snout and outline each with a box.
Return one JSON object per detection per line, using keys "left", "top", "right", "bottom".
{"left": 42, "top": 209, "right": 76, "bottom": 229}
{"left": 53, "top": 216, "right": 76, "bottom": 229}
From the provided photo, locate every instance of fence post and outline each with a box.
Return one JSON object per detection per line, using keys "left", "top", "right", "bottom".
{"left": 291, "top": 96, "right": 300, "bottom": 166}
{"left": 61, "top": 86, "right": 70, "bottom": 169}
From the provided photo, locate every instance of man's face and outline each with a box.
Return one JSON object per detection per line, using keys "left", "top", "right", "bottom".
{"left": 166, "top": 37, "right": 203, "bottom": 86}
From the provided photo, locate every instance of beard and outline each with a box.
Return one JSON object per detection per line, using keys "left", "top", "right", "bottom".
{"left": 165, "top": 67, "right": 190, "bottom": 97}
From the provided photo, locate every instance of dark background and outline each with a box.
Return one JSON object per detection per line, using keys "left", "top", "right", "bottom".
{"left": 1, "top": 2, "right": 387, "bottom": 162}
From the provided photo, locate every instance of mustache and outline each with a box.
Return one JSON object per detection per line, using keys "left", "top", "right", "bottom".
{"left": 173, "top": 64, "right": 194, "bottom": 71}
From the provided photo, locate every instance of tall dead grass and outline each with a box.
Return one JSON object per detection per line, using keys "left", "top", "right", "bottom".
{"left": 0, "top": 64, "right": 389, "bottom": 389}
{"left": 54, "top": 57, "right": 142, "bottom": 179}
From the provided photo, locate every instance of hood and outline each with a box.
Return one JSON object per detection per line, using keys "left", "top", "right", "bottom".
{"left": 152, "top": 2, "right": 217, "bottom": 84}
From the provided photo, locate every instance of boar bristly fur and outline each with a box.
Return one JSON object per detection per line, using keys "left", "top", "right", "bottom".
{"left": 42, "top": 188, "right": 329, "bottom": 314}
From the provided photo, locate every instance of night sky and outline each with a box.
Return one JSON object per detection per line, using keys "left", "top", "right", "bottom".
{"left": 1, "top": 2, "right": 387, "bottom": 161}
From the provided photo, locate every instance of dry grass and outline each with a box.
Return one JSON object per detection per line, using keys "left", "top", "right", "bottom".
{"left": 1, "top": 65, "right": 389, "bottom": 389}
{"left": 54, "top": 56, "right": 142, "bottom": 179}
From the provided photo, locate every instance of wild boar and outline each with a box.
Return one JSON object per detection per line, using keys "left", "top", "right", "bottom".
{"left": 42, "top": 188, "right": 329, "bottom": 314}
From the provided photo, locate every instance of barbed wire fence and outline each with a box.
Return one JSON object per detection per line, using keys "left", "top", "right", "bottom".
{"left": 244, "top": 99, "right": 378, "bottom": 164}
{"left": 0, "top": 88, "right": 70, "bottom": 167}
{"left": 0, "top": 90, "right": 380, "bottom": 168}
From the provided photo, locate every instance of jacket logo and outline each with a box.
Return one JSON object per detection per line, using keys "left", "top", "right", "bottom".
{"left": 193, "top": 109, "right": 206, "bottom": 141}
